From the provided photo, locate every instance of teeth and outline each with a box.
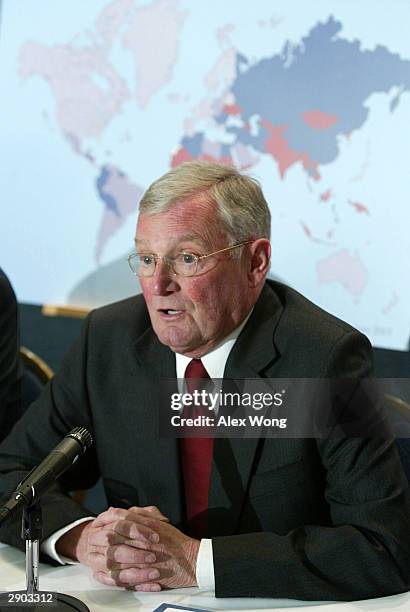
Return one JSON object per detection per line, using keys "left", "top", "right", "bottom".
{"left": 168, "top": 309, "right": 181, "bottom": 315}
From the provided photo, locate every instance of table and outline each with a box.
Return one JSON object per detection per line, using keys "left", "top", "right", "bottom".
{"left": 0, "top": 544, "right": 409, "bottom": 612}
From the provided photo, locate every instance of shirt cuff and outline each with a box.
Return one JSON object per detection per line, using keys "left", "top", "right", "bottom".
{"left": 196, "top": 538, "right": 215, "bottom": 591}
{"left": 40, "top": 517, "right": 94, "bottom": 565}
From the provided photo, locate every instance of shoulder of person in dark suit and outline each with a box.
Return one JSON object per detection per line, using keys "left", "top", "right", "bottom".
{"left": 227, "top": 278, "right": 374, "bottom": 379}
{"left": 0, "top": 268, "right": 21, "bottom": 440}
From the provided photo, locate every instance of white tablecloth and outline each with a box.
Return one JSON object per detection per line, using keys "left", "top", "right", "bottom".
{"left": 0, "top": 543, "right": 409, "bottom": 612}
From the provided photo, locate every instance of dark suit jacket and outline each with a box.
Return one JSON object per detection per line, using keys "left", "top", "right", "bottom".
{"left": 0, "top": 280, "right": 409, "bottom": 600}
{"left": 0, "top": 269, "right": 21, "bottom": 441}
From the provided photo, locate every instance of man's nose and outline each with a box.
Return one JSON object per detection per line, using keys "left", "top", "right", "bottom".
{"left": 152, "top": 259, "right": 180, "bottom": 295}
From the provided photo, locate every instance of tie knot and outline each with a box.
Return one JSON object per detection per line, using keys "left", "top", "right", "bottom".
{"left": 184, "top": 358, "right": 209, "bottom": 380}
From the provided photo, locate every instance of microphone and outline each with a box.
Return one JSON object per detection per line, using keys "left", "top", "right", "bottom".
{"left": 0, "top": 427, "right": 93, "bottom": 524}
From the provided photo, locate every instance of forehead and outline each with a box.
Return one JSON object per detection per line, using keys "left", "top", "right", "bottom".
{"left": 136, "top": 198, "right": 226, "bottom": 249}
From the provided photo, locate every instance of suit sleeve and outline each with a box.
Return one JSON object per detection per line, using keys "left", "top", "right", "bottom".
{"left": 0, "top": 312, "right": 99, "bottom": 555}
{"left": 212, "top": 332, "right": 410, "bottom": 600}
{"left": 0, "top": 270, "right": 21, "bottom": 440}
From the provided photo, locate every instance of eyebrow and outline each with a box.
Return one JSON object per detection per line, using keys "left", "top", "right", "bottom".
{"left": 134, "top": 234, "right": 208, "bottom": 250}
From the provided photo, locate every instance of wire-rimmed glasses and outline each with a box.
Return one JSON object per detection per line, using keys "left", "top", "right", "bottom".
{"left": 127, "top": 240, "right": 254, "bottom": 277}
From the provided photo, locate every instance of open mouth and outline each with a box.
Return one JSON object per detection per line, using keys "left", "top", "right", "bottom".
{"left": 158, "top": 309, "right": 184, "bottom": 317}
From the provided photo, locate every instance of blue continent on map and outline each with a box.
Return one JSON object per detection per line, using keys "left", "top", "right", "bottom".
{"left": 94, "top": 164, "right": 143, "bottom": 262}
{"left": 173, "top": 17, "right": 410, "bottom": 180}
{"left": 96, "top": 165, "right": 123, "bottom": 217}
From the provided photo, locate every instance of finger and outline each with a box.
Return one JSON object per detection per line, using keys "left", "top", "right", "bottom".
{"left": 106, "top": 545, "right": 157, "bottom": 565}
{"left": 88, "top": 528, "right": 128, "bottom": 547}
{"left": 92, "top": 571, "right": 130, "bottom": 589}
{"left": 108, "top": 567, "right": 161, "bottom": 586}
{"left": 88, "top": 532, "right": 156, "bottom": 553}
{"left": 115, "top": 517, "right": 160, "bottom": 543}
{"left": 88, "top": 551, "right": 118, "bottom": 572}
{"left": 88, "top": 527, "right": 139, "bottom": 548}
{"left": 93, "top": 507, "right": 129, "bottom": 527}
{"left": 90, "top": 520, "right": 159, "bottom": 546}
{"left": 94, "top": 506, "right": 167, "bottom": 528}
{"left": 128, "top": 582, "right": 162, "bottom": 592}
{"left": 87, "top": 550, "right": 156, "bottom": 572}
{"left": 132, "top": 506, "right": 169, "bottom": 522}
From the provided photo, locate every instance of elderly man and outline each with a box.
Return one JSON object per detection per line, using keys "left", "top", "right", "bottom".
{"left": 0, "top": 162, "right": 409, "bottom": 600}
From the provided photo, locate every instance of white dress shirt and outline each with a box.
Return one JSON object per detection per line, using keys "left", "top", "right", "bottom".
{"left": 42, "top": 311, "right": 252, "bottom": 589}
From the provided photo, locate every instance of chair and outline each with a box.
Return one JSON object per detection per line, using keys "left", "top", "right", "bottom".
{"left": 0, "top": 348, "right": 53, "bottom": 443}
{"left": 20, "top": 346, "right": 54, "bottom": 414}
{"left": 20, "top": 346, "right": 54, "bottom": 384}
{"left": 384, "top": 393, "right": 410, "bottom": 485}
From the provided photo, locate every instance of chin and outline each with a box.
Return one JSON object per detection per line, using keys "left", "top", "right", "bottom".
{"left": 155, "top": 329, "right": 190, "bottom": 352}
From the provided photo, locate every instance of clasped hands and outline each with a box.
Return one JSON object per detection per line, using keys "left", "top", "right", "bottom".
{"left": 56, "top": 506, "right": 200, "bottom": 592}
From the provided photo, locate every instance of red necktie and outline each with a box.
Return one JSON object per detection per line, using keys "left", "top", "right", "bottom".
{"left": 180, "top": 359, "right": 214, "bottom": 538}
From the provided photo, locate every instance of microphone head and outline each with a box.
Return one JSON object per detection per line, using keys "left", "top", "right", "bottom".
{"left": 67, "top": 427, "right": 94, "bottom": 453}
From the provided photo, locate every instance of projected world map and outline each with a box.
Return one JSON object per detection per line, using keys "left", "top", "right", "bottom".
{"left": 1, "top": 0, "right": 409, "bottom": 350}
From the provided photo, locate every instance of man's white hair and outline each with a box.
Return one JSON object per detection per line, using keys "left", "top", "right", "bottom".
{"left": 139, "top": 161, "right": 271, "bottom": 245}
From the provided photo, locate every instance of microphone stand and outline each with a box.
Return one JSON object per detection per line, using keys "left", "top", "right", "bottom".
{"left": 23, "top": 503, "right": 42, "bottom": 595}
{"left": 0, "top": 501, "right": 89, "bottom": 611}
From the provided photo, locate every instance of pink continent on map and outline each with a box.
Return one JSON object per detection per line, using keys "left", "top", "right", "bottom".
{"left": 122, "top": 0, "right": 188, "bottom": 108}
{"left": 261, "top": 119, "right": 320, "bottom": 180}
{"left": 317, "top": 250, "right": 368, "bottom": 295}
{"left": 95, "top": 0, "right": 134, "bottom": 47}
{"left": 204, "top": 48, "right": 237, "bottom": 92}
{"left": 19, "top": 42, "right": 130, "bottom": 141}
{"left": 183, "top": 49, "right": 237, "bottom": 136}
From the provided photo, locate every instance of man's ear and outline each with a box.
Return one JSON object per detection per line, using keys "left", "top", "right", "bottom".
{"left": 247, "top": 239, "right": 271, "bottom": 288}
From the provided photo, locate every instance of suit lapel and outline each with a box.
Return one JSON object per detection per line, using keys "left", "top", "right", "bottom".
{"left": 208, "top": 283, "right": 284, "bottom": 536}
{"left": 224, "top": 281, "right": 283, "bottom": 379}
{"left": 134, "top": 326, "right": 176, "bottom": 375}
